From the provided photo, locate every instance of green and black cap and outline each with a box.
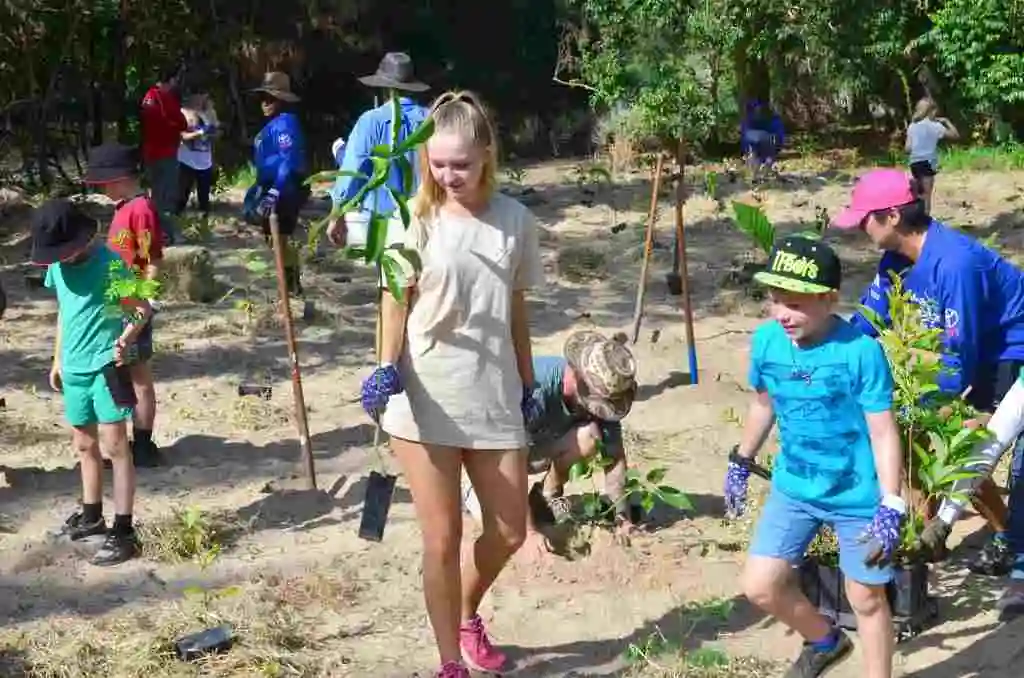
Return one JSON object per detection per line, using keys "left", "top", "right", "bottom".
{"left": 753, "top": 236, "right": 841, "bottom": 294}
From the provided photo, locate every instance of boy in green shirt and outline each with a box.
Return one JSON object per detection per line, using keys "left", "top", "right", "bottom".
{"left": 32, "top": 199, "right": 152, "bottom": 566}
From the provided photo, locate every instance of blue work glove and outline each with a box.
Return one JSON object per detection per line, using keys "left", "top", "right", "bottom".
{"left": 360, "top": 363, "right": 403, "bottom": 421}
{"left": 723, "top": 459, "right": 751, "bottom": 518}
{"left": 521, "top": 384, "right": 542, "bottom": 426}
{"left": 258, "top": 187, "right": 280, "bottom": 217}
{"left": 861, "top": 495, "right": 907, "bottom": 567}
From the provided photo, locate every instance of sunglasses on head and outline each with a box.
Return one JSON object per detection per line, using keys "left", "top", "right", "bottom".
{"left": 431, "top": 91, "right": 481, "bottom": 113}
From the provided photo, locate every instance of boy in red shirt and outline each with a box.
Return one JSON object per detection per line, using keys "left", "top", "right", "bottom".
{"left": 85, "top": 143, "right": 164, "bottom": 467}
{"left": 140, "top": 65, "right": 187, "bottom": 244}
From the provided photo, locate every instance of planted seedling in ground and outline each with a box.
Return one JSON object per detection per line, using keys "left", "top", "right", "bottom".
{"left": 219, "top": 252, "right": 277, "bottom": 333}
{"left": 623, "top": 598, "right": 780, "bottom": 676}
{"left": 557, "top": 438, "right": 692, "bottom": 556}
{"left": 140, "top": 507, "right": 242, "bottom": 661}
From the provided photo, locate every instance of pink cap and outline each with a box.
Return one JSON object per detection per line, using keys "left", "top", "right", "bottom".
{"left": 831, "top": 168, "right": 916, "bottom": 229}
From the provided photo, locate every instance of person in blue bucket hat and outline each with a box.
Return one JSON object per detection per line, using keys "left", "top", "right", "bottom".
{"left": 247, "top": 71, "right": 309, "bottom": 295}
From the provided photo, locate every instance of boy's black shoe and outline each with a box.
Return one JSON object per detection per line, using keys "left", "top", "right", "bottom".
{"left": 784, "top": 631, "right": 853, "bottom": 678}
{"left": 966, "top": 536, "right": 1015, "bottom": 577}
{"left": 131, "top": 438, "right": 163, "bottom": 468}
{"left": 968, "top": 535, "right": 1014, "bottom": 576}
{"left": 60, "top": 511, "right": 107, "bottom": 541}
{"left": 91, "top": 528, "right": 140, "bottom": 567}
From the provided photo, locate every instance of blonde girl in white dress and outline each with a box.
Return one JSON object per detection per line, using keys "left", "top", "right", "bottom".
{"left": 359, "top": 90, "right": 543, "bottom": 678}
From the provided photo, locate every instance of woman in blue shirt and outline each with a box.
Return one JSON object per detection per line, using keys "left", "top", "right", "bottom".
{"left": 835, "top": 168, "right": 1024, "bottom": 577}
{"left": 248, "top": 71, "right": 309, "bottom": 295}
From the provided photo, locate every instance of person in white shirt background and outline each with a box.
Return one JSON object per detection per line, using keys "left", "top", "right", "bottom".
{"left": 176, "top": 89, "right": 219, "bottom": 217}
{"left": 905, "top": 97, "right": 959, "bottom": 213}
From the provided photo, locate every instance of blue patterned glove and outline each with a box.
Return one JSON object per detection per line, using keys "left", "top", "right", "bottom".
{"left": 724, "top": 460, "right": 751, "bottom": 518}
{"left": 361, "top": 364, "right": 403, "bottom": 421}
{"left": 861, "top": 496, "right": 906, "bottom": 567}
{"left": 521, "top": 384, "right": 542, "bottom": 426}
{"left": 258, "top": 187, "right": 280, "bottom": 217}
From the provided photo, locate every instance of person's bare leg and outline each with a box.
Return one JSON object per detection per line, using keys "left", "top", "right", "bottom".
{"left": 846, "top": 579, "right": 893, "bottom": 678}
{"left": 73, "top": 425, "right": 103, "bottom": 505}
{"left": 129, "top": 361, "right": 156, "bottom": 433}
{"left": 391, "top": 437, "right": 464, "bottom": 665}
{"left": 545, "top": 423, "right": 600, "bottom": 496}
{"left": 742, "top": 555, "right": 833, "bottom": 641}
{"left": 973, "top": 478, "right": 1009, "bottom": 532}
{"left": 98, "top": 422, "right": 135, "bottom": 516}
{"left": 461, "top": 448, "right": 528, "bottom": 620}
{"left": 919, "top": 175, "right": 935, "bottom": 213}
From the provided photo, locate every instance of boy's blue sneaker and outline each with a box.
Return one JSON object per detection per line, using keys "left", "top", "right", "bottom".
{"left": 784, "top": 630, "right": 853, "bottom": 678}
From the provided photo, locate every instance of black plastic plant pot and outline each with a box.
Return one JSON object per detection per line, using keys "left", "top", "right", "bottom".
{"left": 358, "top": 471, "right": 397, "bottom": 542}
{"left": 238, "top": 384, "right": 272, "bottom": 400}
{"left": 174, "top": 624, "right": 234, "bottom": 662}
{"left": 665, "top": 272, "right": 683, "bottom": 296}
{"left": 798, "top": 557, "right": 938, "bottom": 642}
{"left": 302, "top": 300, "right": 315, "bottom": 322}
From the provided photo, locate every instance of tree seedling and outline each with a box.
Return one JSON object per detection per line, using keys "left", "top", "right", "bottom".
{"left": 809, "top": 274, "right": 988, "bottom": 565}
{"left": 305, "top": 91, "right": 435, "bottom": 542}
{"left": 562, "top": 438, "right": 692, "bottom": 544}
{"left": 175, "top": 507, "right": 241, "bottom": 662}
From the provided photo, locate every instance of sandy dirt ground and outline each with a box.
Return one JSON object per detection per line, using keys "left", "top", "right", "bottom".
{"left": 0, "top": 159, "right": 1022, "bottom": 677}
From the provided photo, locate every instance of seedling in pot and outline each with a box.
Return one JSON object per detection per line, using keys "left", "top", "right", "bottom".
{"left": 306, "top": 92, "right": 435, "bottom": 543}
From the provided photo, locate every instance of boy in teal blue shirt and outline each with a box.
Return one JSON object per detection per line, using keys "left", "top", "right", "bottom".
{"left": 725, "top": 236, "right": 904, "bottom": 678}
{"left": 32, "top": 199, "right": 152, "bottom": 566}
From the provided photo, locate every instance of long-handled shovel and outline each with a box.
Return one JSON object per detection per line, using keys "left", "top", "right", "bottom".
{"left": 268, "top": 213, "right": 317, "bottom": 490}
{"left": 358, "top": 268, "right": 397, "bottom": 542}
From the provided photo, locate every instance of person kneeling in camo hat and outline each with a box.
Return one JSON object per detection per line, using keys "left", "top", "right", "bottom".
{"left": 462, "top": 330, "right": 639, "bottom": 553}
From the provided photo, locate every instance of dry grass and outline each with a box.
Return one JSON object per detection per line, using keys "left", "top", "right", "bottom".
{"left": 0, "top": 412, "right": 65, "bottom": 448}
{"left": 138, "top": 508, "right": 246, "bottom": 564}
{"left": 0, "top": 558, "right": 367, "bottom": 678}
{"left": 628, "top": 654, "right": 781, "bottom": 677}
{"left": 229, "top": 396, "right": 290, "bottom": 432}
{"left": 557, "top": 244, "right": 610, "bottom": 282}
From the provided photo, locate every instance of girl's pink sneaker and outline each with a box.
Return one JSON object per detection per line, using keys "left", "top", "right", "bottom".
{"left": 436, "top": 661, "right": 470, "bottom": 678}
{"left": 459, "top": 614, "right": 507, "bottom": 673}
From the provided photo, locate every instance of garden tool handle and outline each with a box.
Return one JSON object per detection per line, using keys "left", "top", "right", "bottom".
{"left": 729, "top": 448, "right": 772, "bottom": 481}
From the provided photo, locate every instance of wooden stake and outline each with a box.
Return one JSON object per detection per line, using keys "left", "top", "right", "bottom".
{"left": 630, "top": 154, "right": 665, "bottom": 344}
{"left": 673, "top": 141, "right": 699, "bottom": 384}
{"left": 268, "top": 214, "right": 317, "bottom": 489}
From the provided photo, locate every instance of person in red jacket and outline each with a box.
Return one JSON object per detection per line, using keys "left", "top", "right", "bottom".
{"left": 140, "top": 65, "right": 187, "bottom": 244}
{"left": 85, "top": 143, "right": 165, "bottom": 468}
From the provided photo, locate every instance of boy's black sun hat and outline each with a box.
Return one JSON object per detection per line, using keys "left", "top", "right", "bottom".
{"left": 753, "top": 236, "right": 842, "bottom": 293}
{"left": 84, "top": 143, "right": 139, "bottom": 185}
{"left": 30, "top": 199, "right": 98, "bottom": 266}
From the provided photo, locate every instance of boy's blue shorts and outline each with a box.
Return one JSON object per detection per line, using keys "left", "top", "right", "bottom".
{"left": 749, "top": 488, "right": 893, "bottom": 586}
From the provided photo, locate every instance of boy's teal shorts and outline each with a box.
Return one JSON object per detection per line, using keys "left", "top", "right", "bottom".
{"left": 63, "top": 369, "right": 133, "bottom": 428}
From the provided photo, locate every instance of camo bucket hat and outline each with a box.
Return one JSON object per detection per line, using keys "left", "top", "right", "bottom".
{"left": 564, "top": 330, "right": 638, "bottom": 422}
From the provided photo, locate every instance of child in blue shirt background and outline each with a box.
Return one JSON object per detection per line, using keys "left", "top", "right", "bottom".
{"left": 726, "top": 236, "right": 904, "bottom": 678}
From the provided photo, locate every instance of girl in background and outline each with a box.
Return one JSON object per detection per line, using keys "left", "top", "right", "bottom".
{"left": 176, "top": 90, "right": 218, "bottom": 217}
{"left": 359, "top": 90, "right": 543, "bottom": 678}
{"left": 906, "top": 98, "right": 959, "bottom": 213}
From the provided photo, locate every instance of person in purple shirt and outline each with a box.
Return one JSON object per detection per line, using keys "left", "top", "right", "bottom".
{"left": 327, "top": 52, "right": 431, "bottom": 249}
{"left": 836, "top": 168, "right": 1024, "bottom": 577}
